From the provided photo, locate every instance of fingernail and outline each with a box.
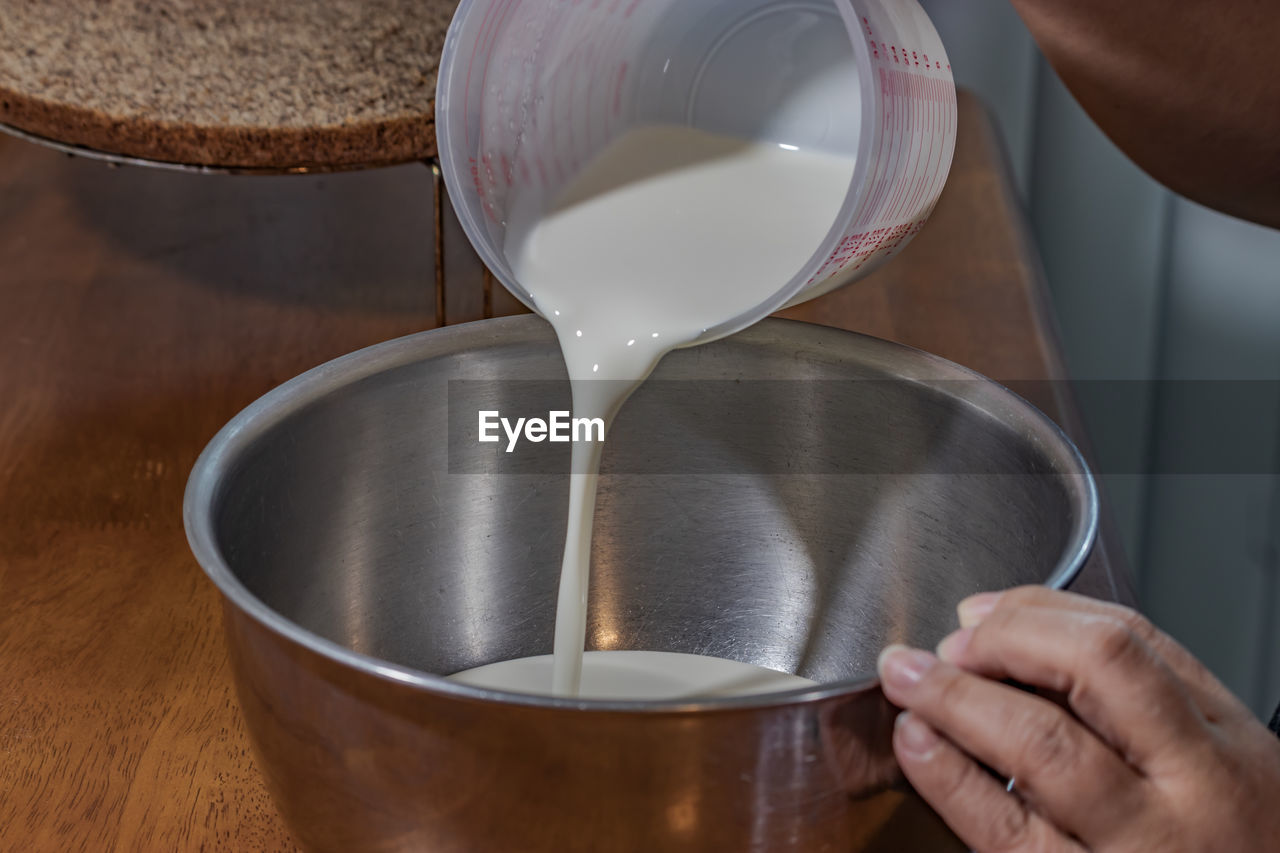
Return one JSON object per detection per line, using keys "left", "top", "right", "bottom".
{"left": 895, "top": 712, "right": 941, "bottom": 759}
{"left": 877, "top": 645, "right": 935, "bottom": 691}
{"left": 936, "top": 627, "right": 973, "bottom": 662}
{"left": 958, "top": 592, "right": 1001, "bottom": 628}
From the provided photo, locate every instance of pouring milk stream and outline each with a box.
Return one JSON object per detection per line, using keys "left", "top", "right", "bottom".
{"left": 439, "top": 0, "right": 957, "bottom": 699}
{"left": 455, "top": 127, "right": 853, "bottom": 698}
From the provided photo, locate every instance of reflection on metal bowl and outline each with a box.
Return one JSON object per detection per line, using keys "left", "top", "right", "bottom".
{"left": 185, "top": 315, "right": 1096, "bottom": 852}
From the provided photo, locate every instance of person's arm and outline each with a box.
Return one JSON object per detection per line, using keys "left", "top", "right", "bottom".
{"left": 1009, "top": 0, "right": 1280, "bottom": 228}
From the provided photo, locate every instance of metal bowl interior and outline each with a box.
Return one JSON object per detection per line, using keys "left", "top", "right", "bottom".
{"left": 185, "top": 315, "right": 1097, "bottom": 711}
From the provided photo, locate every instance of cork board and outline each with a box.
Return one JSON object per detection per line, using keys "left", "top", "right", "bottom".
{"left": 0, "top": 0, "right": 459, "bottom": 169}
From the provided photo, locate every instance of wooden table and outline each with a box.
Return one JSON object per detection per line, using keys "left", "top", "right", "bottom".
{"left": 0, "top": 91, "right": 1132, "bottom": 850}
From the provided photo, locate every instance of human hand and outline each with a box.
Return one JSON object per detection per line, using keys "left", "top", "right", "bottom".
{"left": 877, "top": 587, "right": 1280, "bottom": 852}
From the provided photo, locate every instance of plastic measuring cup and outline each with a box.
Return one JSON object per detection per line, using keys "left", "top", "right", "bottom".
{"left": 436, "top": 0, "right": 956, "bottom": 343}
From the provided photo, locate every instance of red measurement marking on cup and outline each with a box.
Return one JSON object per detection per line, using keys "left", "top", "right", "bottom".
{"left": 478, "top": 0, "right": 518, "bottom": 120}
{"left": 469, "top": 0, "right": 519, "bottom": 195}
{"left": 885, "top": 68, "right": 912, "bottom": 217}
{"left": 901, "top": 71, "right": 933, "bottom": 221}
{"left": 925, "top": 76, "right": 953, "bottom": 213}
{"left": 915, "top": 74, "right": 938, "bottom": 217}
{"left": 901, "top": 70, "right": 934, "bottom": 220}
{"left": 816, "top": 25, "right": 955, "bottom": 279}
{"left": 817, "top": 21, "right": 957, "bottom": 273}
{"left": 898, "top": 74, "right": 925, "bottom": 221}
{"left": 604, "top": 21, "right": 628, "bottom": 128}
{"left": 859, "top": 66, "right": 895, "bottom": 223}
{"left": 926, "top": 82, "right": 943, "bottom": 215}
{"left": 463, "top": 0, "right": 504, "bottom": 149}
{"left": 884, "top": 70, "right": 913, "bottom": 221}
{"left": 468, "top": 2, "right": 524, "bottom": 218}
{"left": 887, "top": 65, "right": 950, "bottom": 221}
{"left": 864, "top": 68, "right": 895, "bottom": 226}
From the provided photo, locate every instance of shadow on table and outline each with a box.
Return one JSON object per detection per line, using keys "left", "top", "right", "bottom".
{"left": 51, "top": 144, "right": 435, "bottom": 315}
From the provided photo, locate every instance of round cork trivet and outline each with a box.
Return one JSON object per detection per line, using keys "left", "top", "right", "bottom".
{"left": 0, "top": 0, "right": 459, "bottom": 170}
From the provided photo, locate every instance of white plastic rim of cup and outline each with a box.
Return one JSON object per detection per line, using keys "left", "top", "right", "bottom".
{"left": 436, "top": 0, "right": 957, "bottom": 344}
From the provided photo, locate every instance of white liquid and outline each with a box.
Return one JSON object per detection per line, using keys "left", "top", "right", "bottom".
{"left": 450, "top": 651, "right": 817, "bottom": 701}
{"left": 503, "top": 126, "right": 855, "bottom": 696}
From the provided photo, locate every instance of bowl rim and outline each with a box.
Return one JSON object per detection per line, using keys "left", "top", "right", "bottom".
{"left": 184, "top": 315, "right": 1099, "bottom": 713}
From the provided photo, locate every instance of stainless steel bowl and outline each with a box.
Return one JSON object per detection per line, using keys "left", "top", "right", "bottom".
{"left": 185, "top": 315, "right": 1097, "bottom": 852}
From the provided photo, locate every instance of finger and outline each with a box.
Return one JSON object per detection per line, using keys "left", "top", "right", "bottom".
{"left": 937, "top": 606, "right": 1210, "bottom": 769}
{"left": 959, "top": 587, "right": 1245, "bottom": 722}
{"left": 880, "top": 646, "right": 1147, "bottom": 847}
{"left": 893, "top": 711, "right": 1083, "bottom": 853}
